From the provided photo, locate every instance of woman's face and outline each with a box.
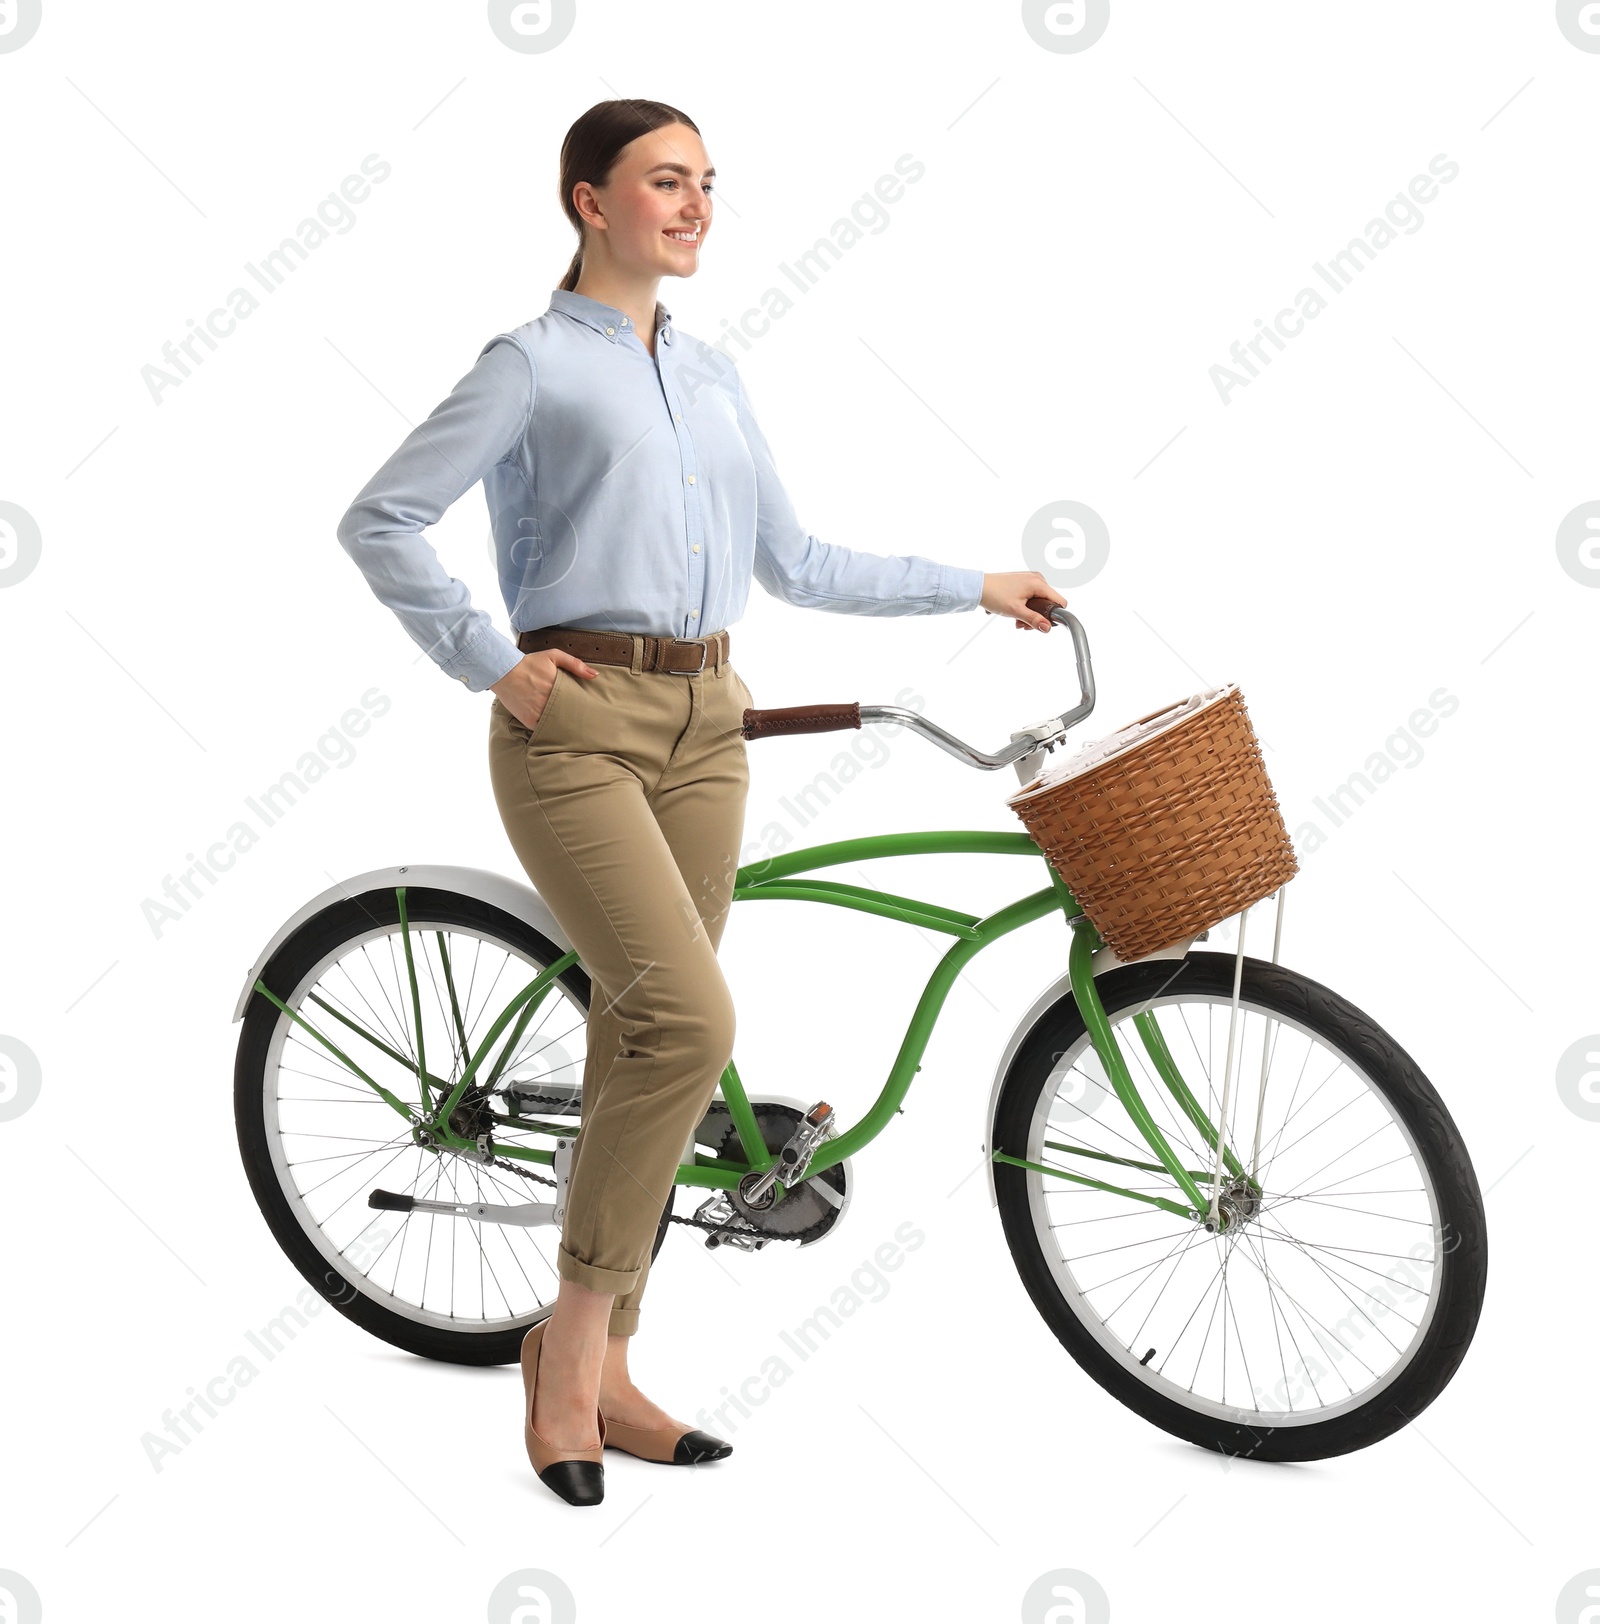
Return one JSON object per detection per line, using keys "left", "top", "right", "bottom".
{"left": 578, "top": 122, "right": 714, "bottom": 278}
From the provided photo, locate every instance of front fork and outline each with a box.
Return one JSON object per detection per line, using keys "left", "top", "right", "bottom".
{"left": 992, "top": 909, "right": 1262, "bottom": 1231}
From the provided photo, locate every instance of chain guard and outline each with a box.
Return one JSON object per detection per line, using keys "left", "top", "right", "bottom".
{"left": 695, "top": 1100, "right": 850, "bottom": 1246}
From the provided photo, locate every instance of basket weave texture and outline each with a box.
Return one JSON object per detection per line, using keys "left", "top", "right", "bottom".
{"left": 1010, "top": 686, "right": 1298, "bottom": 960}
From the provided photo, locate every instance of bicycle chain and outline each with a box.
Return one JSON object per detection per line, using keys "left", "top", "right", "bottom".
{"left": 490, "top": 1092, "right": 827, "bottom": 1245}
{"left": 488, "top": 1147, "right": 807, "bottom": 1242}
{"left": 663, "top": 1209, "right": 806, "bottom": 1242}
{"left": 492, "top": 1156, "right": 555, "bottom": 1188}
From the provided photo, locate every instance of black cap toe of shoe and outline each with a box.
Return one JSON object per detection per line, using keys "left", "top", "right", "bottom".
{"left": 538, "top": 1460, "right": 605, "bottom": 1505}
{"left": 673, "top": 1430, "right": 734, "bottom": 1464}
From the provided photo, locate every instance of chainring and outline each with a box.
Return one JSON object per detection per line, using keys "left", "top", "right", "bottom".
{"left": 700, "top": 1101, "right": 850, "bottom": 1245}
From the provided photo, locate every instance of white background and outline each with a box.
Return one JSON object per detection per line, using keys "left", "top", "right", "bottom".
{"left": 2, "top": 2, "right": 1595, "bottom": 1620}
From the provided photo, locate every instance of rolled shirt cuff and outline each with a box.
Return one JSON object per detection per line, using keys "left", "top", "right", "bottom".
{"left": 937, "top": 563, "right": 986, "bottom": 613}
{"left": 440, "top": 625, "right": 526, "bottom": 692}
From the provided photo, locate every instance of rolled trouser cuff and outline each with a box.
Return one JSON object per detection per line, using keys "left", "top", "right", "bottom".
{"left": 557, "top": 1242, "right": 642, "bottom": 1295}
{"left": 607, "top": 1307, "right": 640, "bottom": 1338}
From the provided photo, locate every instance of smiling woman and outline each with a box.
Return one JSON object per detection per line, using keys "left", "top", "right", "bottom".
{"left": 330, "top": 93, "right": 1059, "bottom": 1509}
{"left": 553, "top": 102, "right": 717, "bottom": 299}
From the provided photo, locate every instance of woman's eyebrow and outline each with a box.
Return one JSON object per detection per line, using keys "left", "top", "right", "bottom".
{"left": 647, "top": 161, "right": 716, "bottom": 178}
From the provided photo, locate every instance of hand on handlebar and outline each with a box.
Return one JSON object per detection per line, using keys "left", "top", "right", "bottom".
{"left": 980, "top": 572, "right": 1068, "bottom": 631}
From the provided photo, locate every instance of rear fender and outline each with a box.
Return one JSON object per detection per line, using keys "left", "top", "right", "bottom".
{"left": 231, "top": 864, "right": 574, "bottom": 1022}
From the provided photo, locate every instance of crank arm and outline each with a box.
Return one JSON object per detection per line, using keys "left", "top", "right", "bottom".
{"left": 739, "top": 1101, "right": 837, "bottom": 1207}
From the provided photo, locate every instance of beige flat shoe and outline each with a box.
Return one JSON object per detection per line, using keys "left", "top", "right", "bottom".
{"left": 521, "top": 1319, "right": 606, "bottom": 1506}
{"left": 599, "top": 1410, "right": 733, "bottom": 1466}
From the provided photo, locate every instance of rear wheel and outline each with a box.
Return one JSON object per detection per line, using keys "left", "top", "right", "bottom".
{"left": 993, "top": 953, "right": 1486, "bottom": 1460}
{"left": 234, "top": 887, "right": 673, "bottom": 1365}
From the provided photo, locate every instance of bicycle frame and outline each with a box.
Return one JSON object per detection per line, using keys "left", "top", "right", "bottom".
{"left": 251, "top": 839, "right": 1244, "bottom": 1231}
{"left": 718, "top": 832, "right": 1236, "bottom": 1223}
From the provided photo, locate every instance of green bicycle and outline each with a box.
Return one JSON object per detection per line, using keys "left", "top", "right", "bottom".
{"left": 232, "top": 605, "right": 1486, "bottom": 1462}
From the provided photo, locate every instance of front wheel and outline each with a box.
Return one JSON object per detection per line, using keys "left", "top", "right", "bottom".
{"left": 992, "top": 953, "right": 1486, "bottom": 1461}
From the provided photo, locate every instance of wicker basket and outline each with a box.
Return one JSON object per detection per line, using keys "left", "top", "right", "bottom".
{"left": 1008, "top": 684, "right": 1297, "bottom": 961}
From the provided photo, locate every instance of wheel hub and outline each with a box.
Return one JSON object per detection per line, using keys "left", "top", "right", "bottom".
{"left": 446, "top": 1084, "right": 495, "bottom": 1143}
{"left": 1215, "top": 1175, "right": 1261, "bottom": 1230}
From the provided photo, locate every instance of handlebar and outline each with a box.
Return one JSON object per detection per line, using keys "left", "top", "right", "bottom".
{"left": 739, "top": 597, "right": 1097, "bottom": 783}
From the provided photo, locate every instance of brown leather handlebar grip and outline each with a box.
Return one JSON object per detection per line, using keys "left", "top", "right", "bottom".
{"left": 740, "top": 702, "right": 862, "bottom": 741}
{"left": 1025, "top": 595, "right": 1062, "bottom": 622}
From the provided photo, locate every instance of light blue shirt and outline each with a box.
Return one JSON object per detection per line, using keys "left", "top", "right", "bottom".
{"left": 336, "top": 288, "right": 987, "bottom": 691}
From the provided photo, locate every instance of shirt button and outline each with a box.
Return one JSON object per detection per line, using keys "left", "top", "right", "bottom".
{"left": 674, "top": 413, "right": 682, "bottom": 423}
{"left": 605, "top": 326, "right": 616, "bottom": 335}
{"left": 690, "top": 609, "right": 699, "bottom": 618}
{"left": 692, "top": 543, "right": 700, "bottom": 553}
{"left": 687, "top": 474, "right": 696, "bottom": 485}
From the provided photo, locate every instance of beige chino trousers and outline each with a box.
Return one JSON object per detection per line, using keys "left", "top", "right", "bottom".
{"left": 486, "top": 634, "right": 751, "bottom": 1338}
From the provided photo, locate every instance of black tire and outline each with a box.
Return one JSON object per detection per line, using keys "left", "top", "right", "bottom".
{"left": 993, "top": 952, "right": 1487, "bottom": 1461}
{"left": 234, "top": 886, "right": 674, "bottom": 1366}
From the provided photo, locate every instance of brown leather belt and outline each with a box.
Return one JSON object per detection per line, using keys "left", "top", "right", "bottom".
{"left": 516, "top": 624, "right": 730, "bottom": 674}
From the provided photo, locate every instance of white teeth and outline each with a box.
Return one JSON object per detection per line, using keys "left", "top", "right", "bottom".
{"left": 666, "top": 230, "right": 699, "bottom": 242}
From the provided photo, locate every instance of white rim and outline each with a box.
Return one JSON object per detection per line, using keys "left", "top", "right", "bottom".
{"left": 260, "top": 919, "right": 588, "bottom": 1335}
{"left": 1021, "top": 991, "right": 1445, "bottom": 1428}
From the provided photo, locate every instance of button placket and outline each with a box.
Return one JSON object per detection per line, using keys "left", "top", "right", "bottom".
{"left": 658, "top": 348, "right": 707, "bottom": 642}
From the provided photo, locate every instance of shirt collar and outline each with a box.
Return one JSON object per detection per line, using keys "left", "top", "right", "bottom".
{"left": 547, "top": 288, "right": 673, "bottom": 345}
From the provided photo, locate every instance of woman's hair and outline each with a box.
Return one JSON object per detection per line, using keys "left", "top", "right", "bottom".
{"left": 557, "top": 99, "right": 700, "bottom": 291}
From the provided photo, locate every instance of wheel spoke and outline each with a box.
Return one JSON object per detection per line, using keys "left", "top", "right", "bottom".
{"left": 1236, "top": 1228, "right": 1336, "bottom": 1408}
{"left": 1008, "top": 970, "right": 1456, "bottom": 1433}
{"left": 1252, "top": 1226, "right": 1426, "bottom": 1328}
{"left": 1119, "top": 1226, "right": 1210, "bottom": 1344}
{"left": 252, "top": 915, "right": 594, "bottom": 1338}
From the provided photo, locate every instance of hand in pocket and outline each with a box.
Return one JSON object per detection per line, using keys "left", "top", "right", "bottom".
{"left": 493, "top": 650, "right": 596, "bottom": 731}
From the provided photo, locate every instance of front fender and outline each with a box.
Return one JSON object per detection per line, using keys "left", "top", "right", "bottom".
{"left": 231, "top": 864, "right": 574, "bottom": 1022}
{"left": 978, "top": 930, "right": 1204, "bottom": 1208}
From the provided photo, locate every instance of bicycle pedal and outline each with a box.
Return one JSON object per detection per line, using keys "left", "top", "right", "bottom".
{"left": 710, "top": 1229, "right": 772, "bottom": 1252}
{"left": 695, "top": 1190, "right": 770, "bottom": 1251}
{"left": 778, "top": 1102, "right": 836, "bottom": 1179}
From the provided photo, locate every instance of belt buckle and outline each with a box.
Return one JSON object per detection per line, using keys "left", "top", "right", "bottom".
{"left": 684, "top": 637, "right": 707, "bottom": 673}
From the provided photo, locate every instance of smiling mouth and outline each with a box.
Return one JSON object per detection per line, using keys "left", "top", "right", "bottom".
{"left": 663, "top": 229, "right": 701, "bottom": 246}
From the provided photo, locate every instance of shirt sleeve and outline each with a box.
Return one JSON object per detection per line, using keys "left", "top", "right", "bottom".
{"left": 335, "top": 336, "right": 533, "bottom": 692}
{"left": 734, "top": 368, "right": 985, "bottom": 617}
